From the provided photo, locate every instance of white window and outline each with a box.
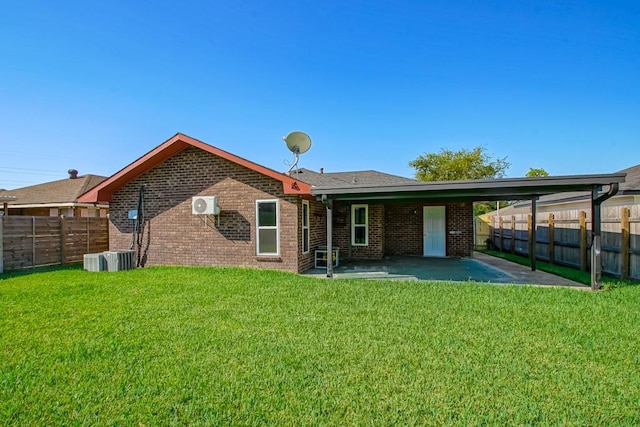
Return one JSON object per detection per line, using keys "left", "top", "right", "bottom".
{"left": 81, "top": 208, "right": 97, "bottom": 218}
{"left": 256, "top": 200, "right": 279, "bottom": 255}
{"left": 60, "top": 208, "right": 74, "bottom": 217}
{"left": 302, "top": 200, "right": 310, "bottom": 254}
{"left": 351, "top": 204, "right": 368, "bottom": 246}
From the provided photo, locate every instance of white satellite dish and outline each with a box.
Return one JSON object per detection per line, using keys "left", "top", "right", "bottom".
{"left": 283, "top": 131, "right": 312, "bottom": 154}
{"left": 283, "top": 131, "right": 311, "bottom": 174}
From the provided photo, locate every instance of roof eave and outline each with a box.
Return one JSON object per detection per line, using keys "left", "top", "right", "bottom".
{"left": 311, "top": 173, "right": 627, "bottom": 202}
{"left": 77, "top": 133, "right": 311, "bottom": 203}
{"left": 7, "top": 202, "right": 109, "bottom": 209}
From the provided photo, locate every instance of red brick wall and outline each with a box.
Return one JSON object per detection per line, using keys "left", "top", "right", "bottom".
{"left": 109, "top": 147, "right": 300, "bottom": 271}
{"left": 298, "top": 199, "right": 327, "bottom": 272}
{"left": 446, "top": 202, "right": 474, "bottom": 256}
{"left": 383, "top": 203, "right": 473, "bottom": 257}
{"left": 331, "top": 202, "right": 385, "bottom": 260}
{"left": 384, "top": 204, "right": 423, "bottom": 256}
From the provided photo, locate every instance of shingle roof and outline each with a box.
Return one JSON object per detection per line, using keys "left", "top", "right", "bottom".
{"left": 0, "top": 174, "right": 107, "bottom": 205}
{"left": 504, "top": 164, "right": 640, "bottom": 210}
{"left": 480, "top": 164, "right": 639, "bottom": 216}
{"left": 295, "top": 168, "right": 418, "bottom": 187}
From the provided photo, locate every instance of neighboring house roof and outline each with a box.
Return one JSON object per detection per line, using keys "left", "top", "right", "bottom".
{"left": 78, "top": 133, "right": 312, "bottom": 203}
{"left": 485, "top": 164, "right": 640, "bottom": 215}
{"left": 1, "top": 173, "right": 107, "bottom": 207}
{"left": 295, "top": 168, "right": 418, "bottom": 187}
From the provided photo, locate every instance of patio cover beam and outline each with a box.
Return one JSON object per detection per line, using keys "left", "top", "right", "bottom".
{"left": 310, "top": 173, "right": 626, "bottom": 203}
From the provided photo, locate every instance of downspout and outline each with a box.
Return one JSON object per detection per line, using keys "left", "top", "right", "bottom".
{"left": 591, "top": 183, "right": 619, "bottom": 290}
{"left": 321, "top": 194, "right": 334, "bottom": 278}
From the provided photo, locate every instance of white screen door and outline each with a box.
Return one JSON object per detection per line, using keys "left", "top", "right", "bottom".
{"left": 423, "top": 206, "right": 446, "bottom": 257}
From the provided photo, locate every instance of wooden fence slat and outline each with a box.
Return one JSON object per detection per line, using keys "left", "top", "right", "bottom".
{"left": 1, "top": 216, "right": 109, "bottom": 272}
{"left": 487, "top": 206, "right": 639, "bottom": 281}
{"left": 511, "top": 215, "right": 515, "bottom": 254}
{"left": 622, "top": 207, "right": 630, "bottom": 279}
{"left": 580, "top": 210, "right": 588, "bottom": 271}
{"left": 527, "top": 214, "right": 533, "bottom": 260}
{"left": 0, "top": 215, "right": 3, "bottom": 274}
{"left": 548, "top": 213, "right": 555, "bottom": 264}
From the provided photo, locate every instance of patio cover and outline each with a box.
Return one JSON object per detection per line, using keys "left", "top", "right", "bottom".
{"left": 310, "top": 172, "right": 626, "bottom": 290}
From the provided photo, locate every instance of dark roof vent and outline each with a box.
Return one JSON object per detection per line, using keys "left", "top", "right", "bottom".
{"left": 68, "top": 169, "right": 79, "bottom": 179}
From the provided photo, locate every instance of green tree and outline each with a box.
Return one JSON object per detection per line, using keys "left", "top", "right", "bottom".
{"left": 409, "top": 146, "right": 510, "bottom": 181}
{"left": 525, "top": 167, "right": 549, "bottom": 177}
{"left": 473, "top": 200, "right": 509, "bottom": 216}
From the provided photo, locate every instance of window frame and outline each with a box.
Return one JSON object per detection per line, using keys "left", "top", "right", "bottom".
{"left": 351, "top": 204, "right": 369, "bottom": 246}
{"left": 302, "top": 200, "right": 310, "bottom": 254}
{"left": 256, "top": 199, "right": 280, "bottom": 256}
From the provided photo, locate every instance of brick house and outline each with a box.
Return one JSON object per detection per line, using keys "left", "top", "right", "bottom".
{"left": 77, "top": 133, "right": 478, "bottom": 272}
{"left": 78, "top": 133, "right": 625, "bottom": 279}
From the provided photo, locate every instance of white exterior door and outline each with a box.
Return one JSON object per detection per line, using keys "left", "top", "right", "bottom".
{"left": 423, "top": 206, "right": 446, "bottom": 257}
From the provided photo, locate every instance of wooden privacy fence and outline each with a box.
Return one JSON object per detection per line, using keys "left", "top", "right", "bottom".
{"left": 486, "top": 205, "right": 640, "bottom": 281}
{"left": 0, "top": 216, "right": 109, "bottom": 273}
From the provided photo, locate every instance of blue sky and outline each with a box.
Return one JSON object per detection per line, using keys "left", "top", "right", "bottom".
{"left": 1, "top": 1, "right": 638, "bottom": 189}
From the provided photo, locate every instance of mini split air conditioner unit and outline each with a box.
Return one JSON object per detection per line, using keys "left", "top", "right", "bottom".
{"left": 192, "top": 196, "right": 220, "bottom": 215}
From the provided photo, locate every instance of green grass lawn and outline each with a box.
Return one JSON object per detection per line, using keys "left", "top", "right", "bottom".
{"left": 2, "top": 267, "right": 640, "bottom": 425}
{"left": 478, "top": 248, "right": 639, "bottom": 289}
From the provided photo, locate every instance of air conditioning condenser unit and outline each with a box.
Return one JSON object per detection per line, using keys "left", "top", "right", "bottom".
{"left": 103, "top": 250, "right": 135, "bottom": 271}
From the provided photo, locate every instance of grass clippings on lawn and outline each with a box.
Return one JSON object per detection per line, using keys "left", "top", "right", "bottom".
{"left": 1, "top": 266, "right": 639, "bottom": 425}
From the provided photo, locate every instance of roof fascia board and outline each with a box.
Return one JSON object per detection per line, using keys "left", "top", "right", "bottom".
{"left": 78, "top": 133, "right": 310, "bottom": 203}
{"left": 311, "top": 173, "right": 626, "bottom": 199}
{"left": 320, "top": 193, "right": 538, "bottom": 203}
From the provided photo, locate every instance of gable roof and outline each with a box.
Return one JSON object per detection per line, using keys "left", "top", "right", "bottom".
{"left": 78, "top": 133, "right": 312, "bottom": 203}
{"left": 1, "top": 174, "right": 107, "bottom": 206}
{"left": 296, "top": 168, "right": 418, "bottom": 187}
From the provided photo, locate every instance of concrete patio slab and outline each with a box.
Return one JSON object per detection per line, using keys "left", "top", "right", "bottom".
{"left": 304, "top": 252, "right": 586, "bottom": 287}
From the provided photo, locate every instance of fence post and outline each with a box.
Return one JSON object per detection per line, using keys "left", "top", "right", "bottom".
{"left": 0, "top": 216, "right": 3, "bottom": 274}
{"left": 621, "top": 207, "right": 630, "bottom": 279}
{"left": 60, "top": 216, "right": 67, "bottom": 265}
{"left": 527, "top": 214, "right": 533, "bottom": 259}
{"left": 498, "top": 217, "right": 503, "bottom": 251}
{"left": 86, "top": 218, "right": 90, "bottom": 254}
{"left": 548, "top": 213, "right": 555, "bottom": 264}
{"left": 32, "top": 216, "right": 36, "bottom": 268}
{"left": 580, "top": 210, "right": 588, "bottom": 271}
{"left": 511, "top": 215, "right": 516, "bottom": 254}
